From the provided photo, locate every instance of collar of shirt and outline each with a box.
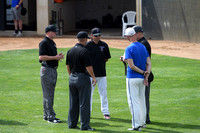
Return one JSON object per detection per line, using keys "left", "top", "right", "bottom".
{"left": 45, "top": 37, "right": 56, "bottom": 47}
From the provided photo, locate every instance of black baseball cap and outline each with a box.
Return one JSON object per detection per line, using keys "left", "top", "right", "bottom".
{"left": 77, "top": 31, "right": 90, "bottom": 39}
{"left": 132, "top": 25, "right": 143, "bottom": 33}
{"left": 91, "top": 28, "right": 101, "bottom": 36}
{"left": 45, "top": 25, "right": 57, "bottom": 33}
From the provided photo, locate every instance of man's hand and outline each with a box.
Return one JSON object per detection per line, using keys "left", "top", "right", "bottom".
{"left": 92, "top": 77, "right": 96, "bottom": 86}
{"left": 143, "top": 71, "right": 149, "bottom": 76}
{"left": 144, "top": 78, "right": 149, "bottom": 86}
{"left": 56, "top": 53, "right": 64, "bottom": 61}
{"left": 15, "top": 5, "right": 20, "bottom": 9}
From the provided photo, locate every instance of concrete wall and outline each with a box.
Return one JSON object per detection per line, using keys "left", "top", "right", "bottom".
{"left": 142, "top": 0, "right": 200, "bottom": 43}
{"left": 37, "top": 0, "right": 49, "bottom": 35}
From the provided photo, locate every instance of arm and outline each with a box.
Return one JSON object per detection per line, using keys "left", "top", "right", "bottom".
{"left": 66, "top": 65, "right": 71, "bottom": 75}
{"left": 144, "top": 57, "right": 151, "bottom": 86}
{"left": 39, "top": 53, "right": 64, "bottom": 61}
{"left": 86, "top": 66, "right": 96, "bottom": 86}
{"left": 127, "top": 59, "right": 145, "bottom": 75}
{"left": 16, "top": 0, "right": 23, "bottom": 9}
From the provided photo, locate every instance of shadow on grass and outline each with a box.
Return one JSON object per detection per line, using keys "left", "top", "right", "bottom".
{"left": 151, "top": 121, "right": 200, "bottom": 129}
{"left": 92, "top": 117, "right": 131, "bottom": 123}
{"left": 143, "top": 127, "right": 182, "bottom": 133}
{"left": 0, "top": 120, "right": 27, "bottom": 126}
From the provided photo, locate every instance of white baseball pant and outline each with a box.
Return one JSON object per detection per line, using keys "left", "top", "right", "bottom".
{"left": 126, "top": 78, "right": 146, "bottom": 128}
{"left": 90, "top": 77, "right": 110, "bottom": 115}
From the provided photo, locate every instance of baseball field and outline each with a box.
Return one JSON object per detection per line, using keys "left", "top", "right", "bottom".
{"left": 0, "top": 37, "right": 200, "bottom": 132}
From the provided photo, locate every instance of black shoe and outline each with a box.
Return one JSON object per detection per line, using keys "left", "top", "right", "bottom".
{"left": 81, "top": 128, "right": 95, "bottom": 131}
{"left": 43, "top": 116, "right": 48, "bottom": 121}
{"left": 48, "top": 119, "right": 62, "bottom": 123}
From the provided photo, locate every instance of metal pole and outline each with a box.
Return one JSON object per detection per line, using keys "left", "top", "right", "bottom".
{"left": 136, "top": 0, "right": 142, "bottom": 26}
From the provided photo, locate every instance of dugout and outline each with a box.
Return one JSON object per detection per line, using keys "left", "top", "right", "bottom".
{"left": 1, "top": 0, "right": 200, "bottom": 43}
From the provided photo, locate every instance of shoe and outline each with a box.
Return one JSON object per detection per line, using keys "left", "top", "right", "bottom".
{"left": 141, "top": 124, "right": 146, "bottom": 128}
{"left": 104, "top": 115, "right": 111, "bottom": 120}
{"left": 48, "top": 118, "right": 62, "bottom": 123}
{"left": 17, "top": 31, "right": 23, "bottom": 37}
{"left": 43, "top": 116, "right": 48, "bottom": 121}
{"left": 44, "top": 116, "right": 60, "bottom": 121}
{"left": 81, "top": 128, "right": 95, "bottom": 131}
{"left": 12, "top": 32, "right": 17, "bottom": 36}
{"left": 128, "top": 127, "right": 142, "bottom": 131}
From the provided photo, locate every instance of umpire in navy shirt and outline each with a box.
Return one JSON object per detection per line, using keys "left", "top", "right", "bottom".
{"left": 39, "top": 25, "right": 64, "bottom": 123}
{"left": 133, "top": 25, "right": 154, "bottom": 124}
{"left": 66, "top": 31, "right": 96, "bottom": 130}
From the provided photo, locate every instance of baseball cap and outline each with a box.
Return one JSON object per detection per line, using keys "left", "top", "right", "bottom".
{"left": 91, "top": 28, "right": 101, "bottom": 36}
{"left": 77, "top": 31, "right": 90, "bottom": 39}
{"left": 124, "top": 27, "right": 136, "bottom": 36}
{"left": 133, "top": 25, "right": 143, "bottom": 33}
{"left": 45, "top": 25, "right": 57, "bottom": 33}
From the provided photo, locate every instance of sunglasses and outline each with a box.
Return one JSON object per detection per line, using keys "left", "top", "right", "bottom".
{"left": 94, "top": 35, "right": 101, "bottom": 37}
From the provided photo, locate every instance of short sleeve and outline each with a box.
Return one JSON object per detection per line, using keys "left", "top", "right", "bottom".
{"left": 39, "top": 41, "right": 47, "bottom": 56}
{"left": 125, "top": 47, "right": 132, "bottom": 60}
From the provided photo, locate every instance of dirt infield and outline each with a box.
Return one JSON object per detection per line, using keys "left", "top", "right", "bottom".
{"left": 0, "top": 37, "right": 199, "bottom": 60}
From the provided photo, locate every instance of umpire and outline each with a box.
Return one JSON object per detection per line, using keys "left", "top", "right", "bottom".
{"left": 39, "top": 25, "right": 64, "bottom": 123}
{"left": 133, "top": 25, "right": 154, "bottom": 124}
{"left": 66, "top": 31, "right": 96, "bottom": 130}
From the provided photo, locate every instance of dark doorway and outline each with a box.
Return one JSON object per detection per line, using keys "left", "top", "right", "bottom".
{"left": 5, "top": 0, "right": 37, "bottom": 31}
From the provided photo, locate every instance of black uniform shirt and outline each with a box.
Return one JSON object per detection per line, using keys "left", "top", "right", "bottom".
{"left": 138, "top": 37, "right": 151, "bottom": 58}
{"left": 66, "top": 43, "right": 92, "bottom": 73}
{"left": 86, "top": 40, "right": 111, "bottom": 77}
{"left": 39, "top": 37, "right": 58, "bottom": 67}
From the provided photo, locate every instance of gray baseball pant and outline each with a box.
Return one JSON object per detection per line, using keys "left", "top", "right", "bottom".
{"left": 68, "top": 73, "right": 91, "bottom": 130}
{"left": 145, "top": 83, "right": 150, "bottom": 122}
{"left": 40, "top": 66, "right": 57, "bottom": 119}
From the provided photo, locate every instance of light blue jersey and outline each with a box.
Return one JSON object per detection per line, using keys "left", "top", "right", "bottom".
{"left": 12, "top": 0, "right": 20, "bottom": 7}
{"left": 125, "top": 42, "right": 149, "bottom": 78}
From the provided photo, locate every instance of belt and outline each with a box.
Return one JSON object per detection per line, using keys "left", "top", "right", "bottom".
{"left": 71, "top": 72, "right": 88, "bottom": 75}
{"left": 42, "top": 64, "right": 58, "bottom": 69}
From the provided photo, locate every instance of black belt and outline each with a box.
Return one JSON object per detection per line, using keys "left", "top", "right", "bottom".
{"left": 72, "top": 72, "right": 88, "bottom": 75}
{"left": 42, "top": 64, "right": 58, "bottom": 69}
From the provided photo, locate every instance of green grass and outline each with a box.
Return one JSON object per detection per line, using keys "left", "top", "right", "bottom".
{"left": 0, "top": 48, "right": 200, "bottom": 133}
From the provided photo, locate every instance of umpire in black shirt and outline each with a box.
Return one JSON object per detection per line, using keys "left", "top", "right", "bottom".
{"left": 133, "top": 26, "right": 154, "bottom": 124}
{"left": 66, "top": 31, "right": 96, "bottom": 130}
{"left": 39, "top": 25, "right": 64, "bottom": 123}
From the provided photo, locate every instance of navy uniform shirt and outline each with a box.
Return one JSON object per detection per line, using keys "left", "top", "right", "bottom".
{"left": 138, "top": 37, "right": 151, "bottom": 58}
{"left": 39, "top": 37, "right": 58, "bottom": 67}
{"left": 86, "top": 40, "right": 111, "bottom": 77}
{"left": 66, "top": 43, "right": 92, "bottom": 74}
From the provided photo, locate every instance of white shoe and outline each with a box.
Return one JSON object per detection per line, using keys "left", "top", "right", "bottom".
{"left": 17, "top": 31, "right": 23, "bottom": 37}
{"left": 12, "top": 32, "right": 17, "bottom": 36}
{"left": 128, "top": 127, "right": 142, "bottom": 131}
{"left": 141, "top": 124, "right": 146, "bottom": 128}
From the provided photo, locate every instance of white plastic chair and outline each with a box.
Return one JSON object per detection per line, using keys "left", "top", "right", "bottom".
{"left": 122, "top": 11, "right": 136, "bottom": 36}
